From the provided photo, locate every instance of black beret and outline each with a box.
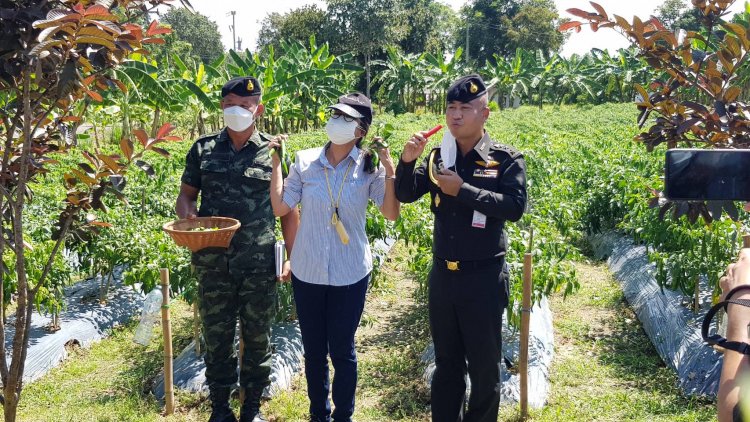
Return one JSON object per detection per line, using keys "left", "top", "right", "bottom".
{"left": 221, "top": 76, "right": 261, "bottom": 97}
{"left": 447, "top": 74, "right": 487, "bottom": 103}
{"left": 327, "top": 92, "right": 373, "bottom": 127}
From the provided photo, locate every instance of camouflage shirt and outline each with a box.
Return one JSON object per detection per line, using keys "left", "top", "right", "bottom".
{"left": 181, "top": 128, "right": 275, "bottom": 274}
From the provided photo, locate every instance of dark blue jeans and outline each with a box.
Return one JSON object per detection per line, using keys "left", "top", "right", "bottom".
{"left": 292, "top": 273, "right": 369, "bottom": 422}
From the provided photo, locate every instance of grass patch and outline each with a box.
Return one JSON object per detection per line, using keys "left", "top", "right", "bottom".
{"left": 17, "top": 300, "right": 213, "bottom": 422}
{"left": 265, "top": 243, "right": 432, "bottom": 421}
{"left": 497, "top": 261, "right": 715, "bottom": 422}
{"left": 14, "top": 251, "right": 717, "bottom": 422}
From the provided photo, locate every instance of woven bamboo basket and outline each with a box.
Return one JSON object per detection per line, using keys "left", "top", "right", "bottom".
{"left": 162, "top": 216, "right": 241, "bottom": 252}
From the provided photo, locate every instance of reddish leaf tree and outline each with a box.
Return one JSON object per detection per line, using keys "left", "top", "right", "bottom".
{"left": 562, "top": 0, "right": 750, "bottom": 223}
{"left": 0, "top": 1, "right": 188, "bottom": 420}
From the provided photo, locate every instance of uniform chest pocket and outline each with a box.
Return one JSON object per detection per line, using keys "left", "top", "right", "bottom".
{"left": 200, "top": 159, "right": 230, "bottom": 173}
{"left": 200, "top": 159, "right": 230, "bottom": 190}
{"left": 243, "top": 167, "right": 271, "bottom": 181}
{"left": 240, "top": 167, "right": 271, "bottom": 199}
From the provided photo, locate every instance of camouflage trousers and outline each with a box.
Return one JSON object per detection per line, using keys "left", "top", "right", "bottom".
{"left": 192, "top": 247, "right": 277, "bottom": 390}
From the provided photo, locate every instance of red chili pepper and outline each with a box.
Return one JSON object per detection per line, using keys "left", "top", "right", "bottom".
{"left": 424, "top": 124, "right": 443, "bottom": 139}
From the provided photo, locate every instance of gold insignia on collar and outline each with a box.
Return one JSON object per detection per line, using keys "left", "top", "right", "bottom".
{"left": 475, "top": 160, "right": 500, "bottom": 168}
{"left": 247, "top": 80, "right": 254, "bottom": 91}
{"left": 469, "top": 82, "right": 478, "bottom": 94}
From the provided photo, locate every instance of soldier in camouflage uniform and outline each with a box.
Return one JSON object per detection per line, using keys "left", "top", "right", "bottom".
{"left": 176, "top": 76, "right": 299, "bottom": 422}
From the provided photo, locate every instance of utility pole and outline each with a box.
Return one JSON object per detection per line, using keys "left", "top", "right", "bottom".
{"left": 230, "top": 10, "right": 237, "bottom": 51}
{"left": 237, "top": 37, "right": 242, "bottom": 51}
{"left": 465, "top": 23, "right": 470, "bottom": 63}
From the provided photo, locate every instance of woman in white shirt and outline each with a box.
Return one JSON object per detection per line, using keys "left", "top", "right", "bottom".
{"left": 269, "top": 93, "right": 400, "bottom": 422}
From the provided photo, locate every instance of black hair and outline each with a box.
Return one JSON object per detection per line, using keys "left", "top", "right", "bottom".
{"left": 355, "top": 120, "right": 376, "bottom": 173}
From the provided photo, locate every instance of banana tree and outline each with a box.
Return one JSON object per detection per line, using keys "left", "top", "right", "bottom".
{"left": 530, "top": 50, "right": 559, "bottom": 109}
{"left": 484, "top": 49, "right": 534, "bottom": 108}
{"left": 116, "top": 56, "right": 188, "bottom": 135}
{"left": 424, "top": 47, "right": 467, "bottom": 114}
{"left": 169, "top": 52, "right": 225, "bottom": 136}
{"left": 227, "top": 37, "right": 362, "bottom": 134}
{"left": 549, "top": 54, "right": 597, "bottom": 105}
{"left": 587, "top": 48, "right": 654, "bottom": 103}
{"left": 372, "top": 46, "right": 427, "bottom": 114}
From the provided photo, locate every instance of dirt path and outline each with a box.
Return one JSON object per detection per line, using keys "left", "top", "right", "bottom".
{"left": 266, "top": 243, "right": 432, "bottom": 421}
{"left": 354, "top": 245, "right": 432, "bottom": 420}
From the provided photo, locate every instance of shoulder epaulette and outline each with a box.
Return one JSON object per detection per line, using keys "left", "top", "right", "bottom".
{"left": 258, "top": 132, "right": 272, "bottom": 142}
{"left": 490, "top": 142, "right": 523, "bottom": 159}
{"left": 195, "top": 131, "right": 222, "bottom": 142}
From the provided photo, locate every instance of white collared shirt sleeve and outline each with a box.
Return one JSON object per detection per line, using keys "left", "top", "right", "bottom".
{"left": 369, "top": 165, "right": 386, "bottom": 208}
{"left": 282, "top": 153, "right": 303, "bottom": 209}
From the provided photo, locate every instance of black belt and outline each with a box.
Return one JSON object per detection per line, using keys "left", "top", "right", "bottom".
{"left": 434, "top": 257, "right": 502, "bottom": 271}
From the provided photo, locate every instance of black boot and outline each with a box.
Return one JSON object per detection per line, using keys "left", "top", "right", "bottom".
{"left": 208, "top": 387, "right": 237, "bottom": 422}
{"left": 239, "top": 388, "right": 267, "bottom": 422}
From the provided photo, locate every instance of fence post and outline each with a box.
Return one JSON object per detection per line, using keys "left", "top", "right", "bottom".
{"left": 160, "top": 268, "right": 174, "bottom": 415}
{"left": 191, "top": 264, "right": 201, "bottom": 356}
{"left": 194, "top": 302, "right": 201, "bottom": 355}
{"left": 520, "top": 228, "right": 534, "bottom": 419}
{"left": 239, "top": 320, "right": 245, "bottom": 407}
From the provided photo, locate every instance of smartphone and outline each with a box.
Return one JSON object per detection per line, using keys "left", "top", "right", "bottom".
{"left": 664, "top": 149, "right": 750, "bottom": 201}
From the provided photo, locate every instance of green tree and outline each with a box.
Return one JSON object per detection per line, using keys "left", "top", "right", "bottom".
{"left": 459, "top": 0, "right": 518, "bottom": 64}
{"left": 398, "top": 0, "right": 459, "bottom": 55}
{"left": 256, "top": 5, "right": 330, "bottom": 53}
{"left": 504, "top": 0, "right": 567, "bottom": 54}
{"left": 150, "top": 33, "right": 194, "bottom": 68}
{"left": 654, "top": 0, "right": 700, "bottom": 31}
{"left": 326, "top": 0, "right": 405, "bottom": 97}
{"left": 459, "top": 0, "right": 562, "bottom": 65}
{"left": 161, "top": 7, "right": 224, "bottom": 63}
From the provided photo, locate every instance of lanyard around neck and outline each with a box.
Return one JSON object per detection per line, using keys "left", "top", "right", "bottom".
{"left": 324, "top": 159, "right": 354, "bottom": 213}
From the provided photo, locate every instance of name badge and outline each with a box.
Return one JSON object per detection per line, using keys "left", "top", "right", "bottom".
{"left": 473, "top": 169, "right": 498, "bottom": 178}
{"left": 472, "top": 211, "right": 487, "bottom": 229}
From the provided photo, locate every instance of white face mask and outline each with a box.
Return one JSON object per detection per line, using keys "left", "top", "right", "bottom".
{"left": 223, "top": 106, "right": 255, "bottom": 132}
{"left": 325, "top": 118, "right": 359, "bottom": 145}
{"left": 440, "top": 130, "right": 457, "bottom": 169}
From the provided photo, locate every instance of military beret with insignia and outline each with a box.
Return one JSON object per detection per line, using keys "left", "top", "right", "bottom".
{"left": 447, "top": 74, "right": 487, "bottom": 103}
{"left": 221, "top": 76, "right": 261, "bottom": 97}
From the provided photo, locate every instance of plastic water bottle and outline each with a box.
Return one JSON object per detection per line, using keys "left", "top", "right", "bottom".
{"left": 133, "top": 286, "right": 162, "bottom": 346}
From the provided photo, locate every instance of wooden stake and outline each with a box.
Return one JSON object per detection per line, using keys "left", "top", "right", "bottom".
{"left": 1, "top": 260, "right": 4, "bottom": 324}
{"left": 239, "top": 320, "right": 245, "bottom": 407}
{"left": 160, "top": 268, "right": 175, "bottom": 415}
{"left": 191, "top": 264, "right": 201, "bottom": 356}
{"left": 744, "top": 234, "right": 750, "bottom": 248}
{"left": 193, "top": 301, "right": 201, "bottom": 355}
{"left": 520, "top": 228, "right": 534, "bottom": 419}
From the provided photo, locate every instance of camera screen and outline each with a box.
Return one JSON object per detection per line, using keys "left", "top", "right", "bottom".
{"left": 665, "top": 149, "right": 750, "bottom": 201}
